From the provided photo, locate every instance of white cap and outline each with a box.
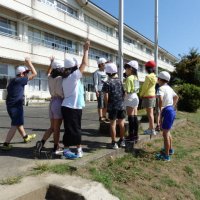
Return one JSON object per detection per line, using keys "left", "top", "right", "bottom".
{"left": 51, "top": 59, "right": 64, "bottom": 69}
{"left": 158, "top": 71, "right": 171, "bottom": 81}
{"left": 64, "top": 57, "right": 79, "bottom": 68}
{"left": 16, "top": 66, "right": 29, "bottom": 75}
{"left": 105, "top": 62, "right": 118, "bottom": 74}
{"left": 97, "top": 57, "right": 107, "bottom": 65}
{"left": 126, "top": 60, "right": 138, "bottom": 70}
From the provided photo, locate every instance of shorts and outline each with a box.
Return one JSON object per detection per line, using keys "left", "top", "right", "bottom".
{"left": 124, "top": 93, "right": 139, "bottom": 108}
{"left": 7, "top": 105, "right": 24, "bottom": 126}
{"left": 97, "top": 91, "right": 105, "bottom": 109}
{"left": 142, "top": 98, "right": 156, "bottom": 108}
{"left": 49, "top": 97, "right": 63, "bottom": 119}
{"left": 161, "top": 106, "right": 176, "bottom": 130}
{"left": 108, "top": 109, "right": 126, "bottom": 120}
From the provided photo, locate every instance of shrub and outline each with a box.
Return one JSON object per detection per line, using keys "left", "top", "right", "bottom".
{"left": 175, "top": 84, "right": 200, "bottom": 112}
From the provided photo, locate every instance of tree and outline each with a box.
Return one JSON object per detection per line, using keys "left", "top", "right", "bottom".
{"left": 172, "top": 48, "right": 200, "bottom": 86}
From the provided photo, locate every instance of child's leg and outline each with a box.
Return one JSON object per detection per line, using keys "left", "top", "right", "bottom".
{"left": 110, "top": 119, "right": 117, "bottom": 141}
{"left": 163, "top": 129, "right": 170, "bottom": 156}
{"left": 4, "top": 126, "right": 17, "bottom": 143}
{"left": 169, "top": 132, "right": 172, "bottom": 150}
{"left": 53, "top": 119, "right": 62, "bottom": 150}
{"left": 17, "top": 125, "right": 27, "bottom": 137}
{"left": 118, "top": 118, "right": 125, "bottom": 139}
{"left": 146, "top": 107, "right": 154, "bottom": 130}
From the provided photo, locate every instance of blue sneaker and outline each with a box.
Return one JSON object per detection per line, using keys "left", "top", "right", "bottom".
{"left": 155, "top": 153, "right": 171, "bottom": 161}
{"left": 63, "top": 150, "right": 78, "bottom": 159}
{"left": 161, "top": 148, "right": 175, "bottom": 155}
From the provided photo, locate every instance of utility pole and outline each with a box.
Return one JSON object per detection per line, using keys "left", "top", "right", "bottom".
{"left": 118, "top": 0, "right": 124, "bottom": 81}
{"left": 154, "top": 0, "right": 158, "bottom": 76}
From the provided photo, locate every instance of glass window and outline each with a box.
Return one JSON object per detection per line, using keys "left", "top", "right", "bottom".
{"left": 89, "top": 47, "right": 112, "bottom": 61}
{"left": 146, "top": 48, "right": 153, "bottom": 55}
{"left": 0, "top": 17, "right": 17, "bottom": 36}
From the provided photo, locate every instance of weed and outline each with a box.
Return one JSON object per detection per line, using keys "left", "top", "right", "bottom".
{"left": 0, "top": 176, "right": 22, "bottom": 185}
{"left": 184, "top": 166, "right": 194, "bottom": 176}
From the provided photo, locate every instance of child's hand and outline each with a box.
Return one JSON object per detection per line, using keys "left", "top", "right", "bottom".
{"left": 25, "top": 57, "right": 31, "bottom": 64}
{"left": 84, "top": 40, "right": 90, "bottom": 51}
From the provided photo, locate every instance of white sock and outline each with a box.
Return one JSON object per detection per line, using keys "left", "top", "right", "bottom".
{"left": 77, "top": 147, "right": 82, "bottom": 152}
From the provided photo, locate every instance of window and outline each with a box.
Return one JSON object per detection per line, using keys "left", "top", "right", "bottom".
{"left": 28, "top": 26, "right": 78, "bottom": 54}
{"left": 89, "top": 48, "right": 112, "bottom": 61}
{"left": 0, "top": 17, "right": 17, "bottom": 36}
{"left": 0, "top": 64, "right": 15, "bottom": 89}
{"left": 84, "top": 14, "right": 113, "bottom": 36}
{"left": 27, "top": 70, "right": 48, "bottom": 91}
{"left": 137, "top": 43, "right": 143, "bottom": 51}
{"left": 146, "top": 47, "right": 153, "bottom": 55}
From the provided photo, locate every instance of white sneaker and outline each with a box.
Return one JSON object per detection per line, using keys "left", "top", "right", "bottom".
{"left": 144, "top": 129, "right": 157, "bottom": 135}
{"left": 77, "top": 150, "right": 83, "bottom": 158}
{"left": 111, "top": 142, "right": 119, "bottom": 150}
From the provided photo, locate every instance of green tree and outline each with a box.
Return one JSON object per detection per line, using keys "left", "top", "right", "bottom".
{"left": 173, "top": 48, "right": 200, "bottom": 86}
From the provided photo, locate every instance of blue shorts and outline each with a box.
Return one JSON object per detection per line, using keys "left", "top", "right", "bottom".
{"left": 97, "top": 91, "right": 106, "bottom": 109}
{"left": 7, "top": 105, "right": 24, "bottom": 126}
{"left": 161, "top": 106, "right": 176, "bottom": 130}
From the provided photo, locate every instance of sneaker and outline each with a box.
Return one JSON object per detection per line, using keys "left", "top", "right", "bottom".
{"left": 24, "top": 134, "right": 36, "bottom": 143}
{"left": 118, "top": 138, "right": 126, "bottom": 148}
{"left": 161, "top": 148, "right": 175, "bottom": 155}
{"left": 63, "top": 150, "right": 77, "bottom": 159}
{"left": 111, "top": 141, "right": 119, "bottom": 150}
{"left": 1, "top": 143, "right": 13, "bottom": 151}
{"left": 53, "top": 148, "right": 63, "bottom": 155}
{"left": 35, "top": 141, "right": 43, "bottom": 153}
{"left": 144, "top": 129, "right": 157, "bottom": 135}
{"left": 76, "top": 150, "right": 83, "bottom": 158}
{"left": 155, "top": 153, "right": 171, "bottom": 161}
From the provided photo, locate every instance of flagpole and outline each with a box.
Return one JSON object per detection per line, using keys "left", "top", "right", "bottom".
{"left": 154, "top": 0, "right": 158, "bottom": 75}
{"left": 119, "top": 0, "right": 124, "bottom": 81}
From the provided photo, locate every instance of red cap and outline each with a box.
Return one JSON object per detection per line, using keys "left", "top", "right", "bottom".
{"left": 145, "top": 61, "right": 156, "bottom": 68}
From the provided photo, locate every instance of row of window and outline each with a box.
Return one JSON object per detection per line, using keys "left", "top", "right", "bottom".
{"left": 0, "top": 15, "right": 173, "bottom": 65}
{"left": 0, "top": 64, "right": 48, "bottom": 91}
{"left": 38, "top": 0, "right": 78, "bottom": 18}
{"left": 28, "top": 26, "right": 78, "bottom": 54}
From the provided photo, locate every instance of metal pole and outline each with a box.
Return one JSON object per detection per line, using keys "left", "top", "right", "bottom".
{"left": 154, "top": 0, "right": 158, "bottom": 76}
{"left": 118, "top": 0, "right": 124, "bottom": 81}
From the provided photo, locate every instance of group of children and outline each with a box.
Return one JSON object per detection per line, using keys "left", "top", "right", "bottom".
{"left": 2, "top": 39, "right": 179, "bottom": 161}
{"left": 94, "top": 57, "right": 178, "bottom": 161}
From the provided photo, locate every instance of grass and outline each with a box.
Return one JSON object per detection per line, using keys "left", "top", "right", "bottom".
{"left": 77, "top": 110, "right": 200, "bottom": 200}
{"left": 0, "top": 176, "right": 22, "bottom": 185}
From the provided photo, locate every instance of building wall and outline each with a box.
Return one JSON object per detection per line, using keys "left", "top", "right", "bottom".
{"left": 0, "top": 0, "right": 177, "bottom": 100}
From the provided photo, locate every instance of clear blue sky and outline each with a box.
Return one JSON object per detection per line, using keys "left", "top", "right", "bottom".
{"left": 90, "top": 0, "right": 200, "bottom": 58}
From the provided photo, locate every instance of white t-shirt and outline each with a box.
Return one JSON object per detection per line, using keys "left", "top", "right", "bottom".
{"left": 62, "top": 69, "right": 83, "bottom": 109}
{"left": 157, "top": 84, "right": 177, "bottom": 108}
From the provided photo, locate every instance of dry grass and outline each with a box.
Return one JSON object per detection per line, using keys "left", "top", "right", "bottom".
{"left": 78, "top": 110, "right": 200, "bottom": 200}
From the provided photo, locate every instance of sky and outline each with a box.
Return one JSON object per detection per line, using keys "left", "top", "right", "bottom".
{"left": 90, "top": 0, "right": 200, "bottom": 58}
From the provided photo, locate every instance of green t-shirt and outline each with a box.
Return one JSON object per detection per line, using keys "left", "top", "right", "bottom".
{"left": 125, "top": 75, "right": 139, "bottom": 93}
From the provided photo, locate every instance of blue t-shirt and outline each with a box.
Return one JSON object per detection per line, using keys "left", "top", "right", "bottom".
{"left": 6, "top": 77, "right": 28, "bottom": 107}
{"left": 102, "top": 78, "right": 125, "bottom": 111}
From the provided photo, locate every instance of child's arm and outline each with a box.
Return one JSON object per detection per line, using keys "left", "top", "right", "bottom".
{"left": 25, "top": 57, "right": 37, "bottom": 80}
{"left": 173, "top": 95, "right": 179, "bottom": 109}
{"left": 79, "top": 40, "right": 90, "bottom": 74}
{"left": 47, "top": 56, "right": 54, "bottom": 76}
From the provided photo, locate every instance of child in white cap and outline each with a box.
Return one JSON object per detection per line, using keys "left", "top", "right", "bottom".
{"left": 2, "top": 58, "right": 37, "bottom": 150}
{"left": 93, "top": 57, "right": 108, "bottom": 122}
{"left": 124, "top": 60, "right": 140, "bottom": 143}
{"left": 35, "top": 57, "right": 64, "bottom": 155}
{"left": 102, "top": 62, "right": 126, "bottom": 149}
{"left": 61, "top": 40, "right": 90, "bottom": 159}
{"left": 156, "top": 71, "right": 179, "bottom": 161}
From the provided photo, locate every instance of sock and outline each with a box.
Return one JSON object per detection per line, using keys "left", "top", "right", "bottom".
{"left": 41, "top": 139, "right": 45, "bottom": 145}
{"left": 53, "top": 144, "right": 58, "bottom": 152}
{"left": 23, "top": 135, "right": 28, "bottom": 139}
{"left": 133, "top": 115, "right": 139, "bottom": 139}
{"left": 3, "top": 142, "right": 9, "bottom": 146}
{"left": 128, "top": 115, "right": 134, "bottom": 137}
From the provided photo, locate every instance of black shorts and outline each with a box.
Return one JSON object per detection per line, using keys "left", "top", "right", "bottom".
{"left": 108, "top": 109, "right": 126, "bottom": 120}
{"left": 97, "top": 91, "right": 106, "bottom": 109}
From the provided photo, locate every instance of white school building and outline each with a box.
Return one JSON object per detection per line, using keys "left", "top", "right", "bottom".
{"left": 0, "top": 0, "right": 178, "bottom": 101}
